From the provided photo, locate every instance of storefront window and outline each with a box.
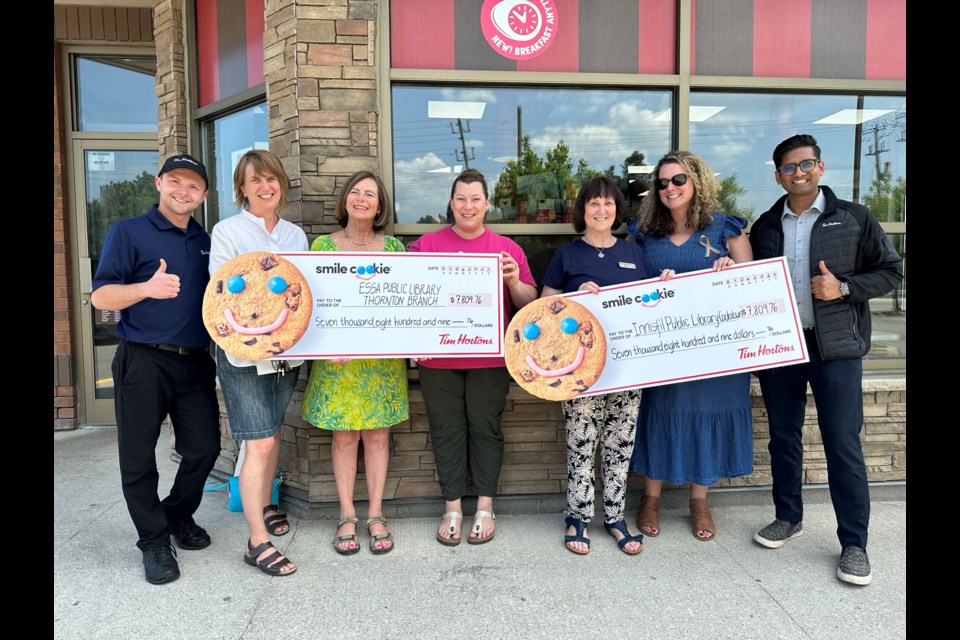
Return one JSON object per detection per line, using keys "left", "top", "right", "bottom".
{"left": 201, "top": 101, "right": 269, "bottom": 228}
{"left": 391, "top": 85, "right": 673, "bottom": 226}
{"left": 688, "top": 92, "right": 906, "bottom": 361}
{"left": 75, "top": 56, "right": 158, "bottom": 132}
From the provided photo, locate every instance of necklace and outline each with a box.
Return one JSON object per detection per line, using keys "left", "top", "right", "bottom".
{"left": 583, "top": 237, "right": 614, "bottom": 258}
{"left": 344, "top": 229, "right": 377, "bottom": 247}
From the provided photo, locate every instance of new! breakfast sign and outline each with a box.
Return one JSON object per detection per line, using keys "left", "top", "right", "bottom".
{"left": 481, "top": 0, "right": 558, "bottom": 60}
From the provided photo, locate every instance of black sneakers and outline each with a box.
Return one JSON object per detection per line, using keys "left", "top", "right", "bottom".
{"left": 754, "top": 519, "right": 803, "bottom": 549}
{"left": 171, "top": 516, "right": 211, "bottom": 550}
{"left": 837, "top": 546, "right": 873, "bottom": 586}
{"left": 142, "top": 542, "right": 180, "bottom": 585}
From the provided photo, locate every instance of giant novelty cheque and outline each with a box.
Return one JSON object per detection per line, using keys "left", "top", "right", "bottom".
{"left": 203, "top": 251, "right": 506, "bottom": 360}
{"left": 504, "top": 258, "right": 810, "bottom": 400}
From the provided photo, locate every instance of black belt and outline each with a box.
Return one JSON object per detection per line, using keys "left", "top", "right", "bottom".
{"left": 145, "top": 343, "right": 198, "bottom": 355}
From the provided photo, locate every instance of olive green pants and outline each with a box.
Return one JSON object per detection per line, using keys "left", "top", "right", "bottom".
{"left": 418, "top": 366, "right": 511, "bottom": 500}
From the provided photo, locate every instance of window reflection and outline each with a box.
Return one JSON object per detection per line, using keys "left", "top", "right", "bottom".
{"left": 688, "top": 92, "right": 906, "bottom": 221}
{"left": 391, "top": 86, "right": 672, "bottom": 225}
{"left": 202, "top": 102, "right": 269, "bottom": 228}
{"left": 75, "top": 56, "right": 158, "bottom": 132}
{"left": 688, "top": 92, "right": 906, "bottom": 361}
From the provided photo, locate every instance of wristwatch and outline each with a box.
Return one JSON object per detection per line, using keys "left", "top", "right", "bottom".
{"left": 839, "top": 280, "right": 851, "bottom": 299}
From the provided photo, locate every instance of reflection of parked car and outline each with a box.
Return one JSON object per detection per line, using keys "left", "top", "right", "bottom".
{"left": 94, "top": 321, "right": 120, "bottom": 346}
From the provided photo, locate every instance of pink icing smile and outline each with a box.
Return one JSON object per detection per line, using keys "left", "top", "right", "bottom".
{"left": 524, "top": 347, "right": 584, "bottom": 377}
{"left": 224, "top": 308, "right": 289, "bottom": 335}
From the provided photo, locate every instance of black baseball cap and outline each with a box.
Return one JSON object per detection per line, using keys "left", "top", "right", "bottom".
{"left": 158, "top": 153, "right": 208, "bottom": 188}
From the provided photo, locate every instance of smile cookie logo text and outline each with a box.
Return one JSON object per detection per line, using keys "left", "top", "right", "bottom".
{"left": 480, "top": 0, "right": 558, "bottom": 61}
{"left": 315, "top": 262, "right": 392, "bottom": 281}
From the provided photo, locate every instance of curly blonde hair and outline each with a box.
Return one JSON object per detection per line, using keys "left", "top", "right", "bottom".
{"left": 638, "top": 150, "right": 720, "bottom": 237}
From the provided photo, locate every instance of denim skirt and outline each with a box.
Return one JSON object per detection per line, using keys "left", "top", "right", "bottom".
{"left": 215, "top": 347, "right": 299, "bottom": 440}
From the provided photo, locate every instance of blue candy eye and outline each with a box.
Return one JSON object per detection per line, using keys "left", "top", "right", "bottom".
{"left": 522, "top": 322, "right": 540, "bottom": 340}
{"left": 268, "top": 276, "right": 287, "bottom": 294}
{"left": 226, "top": 275, "right": 245, "bottom": 293}
{"left": 560, "top": 317, "right": 579, "bottom": 334}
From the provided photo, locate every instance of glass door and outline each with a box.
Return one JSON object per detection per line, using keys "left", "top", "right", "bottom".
{"left": 73, "top": 143, "right": 158, "bottom": 424}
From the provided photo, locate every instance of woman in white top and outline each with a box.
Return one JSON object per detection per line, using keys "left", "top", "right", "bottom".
{"left": 208, "top": 150, "right": 309, "bottom": 576}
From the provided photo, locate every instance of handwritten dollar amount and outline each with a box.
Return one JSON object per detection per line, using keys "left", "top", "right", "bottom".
{"left": 448, "top": 293, "right": 491, "bottom": 307}
{"left": 739, "top": 300, "right": 783, "bottom": 317}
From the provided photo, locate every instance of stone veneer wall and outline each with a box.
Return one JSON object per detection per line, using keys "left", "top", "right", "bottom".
{"left": 231, "top": 377, "right": 905, "bottom": 507}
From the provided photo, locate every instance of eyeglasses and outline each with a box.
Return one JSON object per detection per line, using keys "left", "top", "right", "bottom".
{"left": 655, "top": 174, "right": 689, "bottom": 190}
{"left": 777, "top": 158, "right": 820, "bottom": 176}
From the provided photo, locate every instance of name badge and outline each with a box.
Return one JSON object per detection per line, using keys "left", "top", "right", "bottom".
{"left": 618, "top": 261, "right": 636, "bottom": 269}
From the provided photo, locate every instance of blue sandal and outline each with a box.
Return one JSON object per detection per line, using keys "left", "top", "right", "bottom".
{"left": 564, "top": 516, "right": 590, "bottom": 555}
{"left": 604, "top": 520, "right": 644, "bottom": 555}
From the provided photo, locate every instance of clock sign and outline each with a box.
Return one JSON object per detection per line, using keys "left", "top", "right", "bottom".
{"left": 480, "top": 0, "right": 558, "bottom": 61}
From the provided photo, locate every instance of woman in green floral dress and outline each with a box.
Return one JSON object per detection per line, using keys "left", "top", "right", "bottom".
{"left": 301, "top": 171, "right": 409, "bottom": 556}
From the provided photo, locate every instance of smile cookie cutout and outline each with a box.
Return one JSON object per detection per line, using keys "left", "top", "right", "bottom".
{"left": 504, "top": 296, "right": 607, "bottom": 401}
{"left": 203, "top": 251, "right": 312, "bottom": 360}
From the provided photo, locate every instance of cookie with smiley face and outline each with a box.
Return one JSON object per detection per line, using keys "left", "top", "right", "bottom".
{"left": 203, "top": 251, "right": 312, "bottom": 360}
{"left": 504, "top": 296, "right": 607, "bottom": 401}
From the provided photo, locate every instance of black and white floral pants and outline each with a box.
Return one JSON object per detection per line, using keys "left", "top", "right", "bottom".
{"left": 562, "top": 390, "right": 641, "bottom": 524}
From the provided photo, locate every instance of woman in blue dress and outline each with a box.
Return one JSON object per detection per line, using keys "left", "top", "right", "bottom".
{"left": 628, "top": 151, "right": 754, "bottom": 541}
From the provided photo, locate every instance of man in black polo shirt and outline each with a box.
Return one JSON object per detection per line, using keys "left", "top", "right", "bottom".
{"left": 92, "top": 153, "right": 220, "bottom": 585}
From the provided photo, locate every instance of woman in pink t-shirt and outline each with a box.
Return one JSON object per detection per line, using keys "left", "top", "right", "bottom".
{"left": 409, "top": 169, "right": 537, "bottom": 546}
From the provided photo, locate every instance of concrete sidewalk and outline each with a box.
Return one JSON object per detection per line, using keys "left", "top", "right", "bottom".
{"left": 54, "top": 426, "right": 906, "bottom": 640}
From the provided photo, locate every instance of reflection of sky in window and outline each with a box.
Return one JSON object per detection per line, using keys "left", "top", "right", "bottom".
{"left": 210, "top": 104, "right": 269, "bottom": 223}
{"left": 392, "top": 86, "right": 905, "bottom": 224}
{"left": 690, "top": 93, "right": 907, "bottom": 218}
{"left": 392, "top": 86, "right": 671, "bottom": 223}
{"left": 76, "top": 57, "right": 158, "bottom": 132}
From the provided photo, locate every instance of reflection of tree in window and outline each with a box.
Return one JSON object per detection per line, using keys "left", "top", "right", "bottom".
{"left": 87, "top": 171, "right": 157, "bottom": 260}
{"left": 864, "top": 173, "right": 906, "bottom": 313}
{"left": 717, "top": 173, "right": 755, "bottom": 223}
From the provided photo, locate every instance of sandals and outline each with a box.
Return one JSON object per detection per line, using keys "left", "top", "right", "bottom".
{"left": 263, "top": 504, "right": 290, "bottom": 536}
{"left": 564, "top": 516, "right": 590, "bottom": 555}
{"left": 604, "top": 520, "right": 644, "bottom": 555}
{"left": 244, "top": 539, "right": 296, "bottom": 576}
{"left": 366, "top": 516, "right": 394, "bottom": 555}
{"left": 636, "top": 495, "right": 661, "bottom": 537}
{"left": 689, "top": 498, "right": 716, "bottom": 541}
{"left": 467, "top": 511, "right": 496, "bottom": 545}
{"left": 333, "top": 515, "right": 361, "bottom": 555}
{"left": 436, "top": 511, "right": 463, "bottom": 546}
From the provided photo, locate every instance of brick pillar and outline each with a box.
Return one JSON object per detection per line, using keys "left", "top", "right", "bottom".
{"left": 154, "top": 0, "right": 190, "bottom": 158}
{"left": 54, "top": 40, "right": 79, "bottom": 431}
{"left": 263, "top": 0, "right": 382, "bottom": 502}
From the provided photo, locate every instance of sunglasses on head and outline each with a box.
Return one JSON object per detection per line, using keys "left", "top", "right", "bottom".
{"left": 655, "top": 174, "right": 689, "bottom": 190}
{"left": 777, "top": 158, "right": 819, "bottom": 176}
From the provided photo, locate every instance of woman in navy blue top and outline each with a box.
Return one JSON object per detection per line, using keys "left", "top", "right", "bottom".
{"left": 541, "top": 176, "right": 654, "bottom": 556}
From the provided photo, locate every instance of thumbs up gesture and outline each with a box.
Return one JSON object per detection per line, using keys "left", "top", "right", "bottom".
{"left": 145, "top": 258, "right": 181, "bottom": 299}
{"left": 810, "top": 260, "right": 843, "bottom": 300}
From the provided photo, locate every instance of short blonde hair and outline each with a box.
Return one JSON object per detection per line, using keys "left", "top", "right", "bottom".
{"left": 233, "top": 149, "right": 291, "bottom": 212}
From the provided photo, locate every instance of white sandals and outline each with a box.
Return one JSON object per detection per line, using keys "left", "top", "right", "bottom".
{"left": 467, "top": 510, "right": 496, "bottom": 545}
{"left": 436, "top": 511, "right": 463, "bottom": 546}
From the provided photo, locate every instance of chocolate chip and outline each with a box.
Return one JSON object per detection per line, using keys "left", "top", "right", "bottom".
{"left": 579, "top": 321, "right": 595, "bottom": 348}
{"left": 259, "top": 255, "right": 279, "bottom": 271}
{"left": 550, "top": 354, "right": 558, "bottom": 361}
{"left": 272, "top": 341, "right": 281, "bottom": 347}
{"left": 512, "top": 329, "right": 520, "bottom": 342}
{"left": 215, "top": 280, "right": 223, "bottom": 294}
{"left": 243, "top": 338, "right": 257, "bottom": 346}
{"left": 520, "top": 371, "right": 535, "bottom": 382}
{"left": 547, "top": 299, "right": 567, "bottom": 314}
{"left": 285, "top": 283, "right": 302, "bottom": 311}
{"left": 215, "top": 323, "right": 230, "bottom": 337}
{"left": 548, "top": 380, "right": 562, "bottom": 387}
{"left": 251, "top": 312, "right": 258, "bottom": 319}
